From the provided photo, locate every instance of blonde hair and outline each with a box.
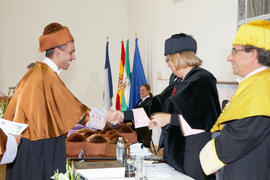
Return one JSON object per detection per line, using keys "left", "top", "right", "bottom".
{"left": 170, "top": 51, "right": 202, "bottom": 70}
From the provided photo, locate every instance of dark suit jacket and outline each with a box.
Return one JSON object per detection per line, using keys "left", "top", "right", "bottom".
{"left": 169, "top": 73, "right": 178, "bottom": 85}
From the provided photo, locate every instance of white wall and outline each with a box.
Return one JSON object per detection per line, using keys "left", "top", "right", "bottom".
{"left": 0, "top": 0, "right": 239, "bottom": 104}
{"left": 127, "top": 0, "right": 238, "bottom": 144}
{"left": 0, "top": 0, "right": 128, "bottom": 107}
{"left": 1, "top": 0, "right": 239, "bottom": 145}
{"left": 127, "top": 0, "right": 238, "bottom": 95}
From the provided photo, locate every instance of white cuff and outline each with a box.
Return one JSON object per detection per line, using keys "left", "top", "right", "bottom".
{"left": 0, "top": 134, "right": 18, "bottom": 164}
{"left": 199, "top": 139, "right": 225, "bottom": 175}
{"left": 86, "top": 108, "right": 106, "bottom": 130}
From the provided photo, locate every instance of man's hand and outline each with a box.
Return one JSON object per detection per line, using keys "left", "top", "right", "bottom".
{"left": 106, "top": 110, "right": 124, "bottom": 125}
{"left": 149, "top": 113, "right": 171, "bottom": 129}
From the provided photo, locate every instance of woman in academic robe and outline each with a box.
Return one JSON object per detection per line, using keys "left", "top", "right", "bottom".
{"left": 148, "top": 33, "right": 221, "bottom": 180}
{"left": 123, "top": 84, "right": 153, "bottom": 148}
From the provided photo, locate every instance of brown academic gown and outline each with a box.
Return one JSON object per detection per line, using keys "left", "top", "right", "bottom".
{"left": 4, "top": 62, "right": 89, "bottom": 180}
{"left": 0, "top": 128, "right": 7, "bottom": 162}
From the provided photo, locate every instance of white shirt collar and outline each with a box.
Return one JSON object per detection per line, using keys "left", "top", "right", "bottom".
{"left": 236, "top": 66, "right": 268, "bottom": 83}
{"left": 42, "top": 57, "right": 62, "bottom": 75}
{"left": 141, "top": 95, "right": 150, "bottom": 102}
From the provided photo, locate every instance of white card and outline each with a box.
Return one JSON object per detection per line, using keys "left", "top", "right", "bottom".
{"left": 132, "top": 108, "right": 150, "bottom": 128}
{"left": 0, "top": 118, "right": 28, "bottom": 135}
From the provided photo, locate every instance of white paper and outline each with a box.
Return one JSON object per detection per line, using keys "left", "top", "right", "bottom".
{"left": 76, "top": 167, "right": 125, "bottom": 179}
{"left": 129, "top": 142, "right": 152, "bottom": 158}
{"left": 132, "top": 108, "right": 150, "bottom": 128}
{"left": 144, "top": 161, "right": 195, "bottom": 180}
{"left": 0, "top": 118, "right": 28, "bottom": 135}
{"left": 180, "top": 115, "right": 205, "bottom": 136}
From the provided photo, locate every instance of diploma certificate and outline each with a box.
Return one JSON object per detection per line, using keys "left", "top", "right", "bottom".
{"left": 0, "top": 118, "right": 28, "bottom": 135}
{"left": 132, "top": 108, "right": 150, "bottom": 129}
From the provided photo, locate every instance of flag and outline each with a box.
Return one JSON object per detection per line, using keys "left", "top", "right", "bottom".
{"left": 115, "top": 41, "right": 125, "bottom": 110}
{"left": 121, "top": 40, "right": 131, "bottom": 111}
{"left": 129, "top": 38, "right": 147, "bottom": 109}
{"left": 103, "top": 41, "right": 113, "bottom": 109}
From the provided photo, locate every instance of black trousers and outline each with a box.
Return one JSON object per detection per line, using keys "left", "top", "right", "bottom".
{"left": 6, "top": 136, "right": 66, "bottom": 180}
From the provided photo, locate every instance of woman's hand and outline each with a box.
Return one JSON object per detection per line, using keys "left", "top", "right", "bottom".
{"left": 149, "top": 113, "right": 171, "bottom": 129}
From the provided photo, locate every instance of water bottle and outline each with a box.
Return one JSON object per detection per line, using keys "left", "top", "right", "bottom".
{"left": 78, "top": 149, "right": 85, "bottom": 162}
{"left": 135, "top": 155, "right": 144, "bottom": 180}
{"left": 116, "top": 137, "right": 124, "bottom": 164}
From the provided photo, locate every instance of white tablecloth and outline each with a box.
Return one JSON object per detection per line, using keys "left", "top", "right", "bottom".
{"left": 144, "top": 161, "right": 194, "bottom": 180}
{"left": 76, "top": 160, "right": 194, "bottom": 180}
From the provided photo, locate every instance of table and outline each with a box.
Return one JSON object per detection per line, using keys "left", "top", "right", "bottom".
{"left": 75, "top": 160, "right": 194, "bottom": 180}
{"left": 144, "top": 161, "right": 194, "bottom": 180}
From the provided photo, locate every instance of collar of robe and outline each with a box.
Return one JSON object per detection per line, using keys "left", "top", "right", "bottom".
{"left": 211, "top": 68, "right": 270, "bottom": 132}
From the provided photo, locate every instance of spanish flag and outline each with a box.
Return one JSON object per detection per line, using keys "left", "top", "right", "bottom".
{"left": 115, "top": 41, "right": 125, "bottom": 110}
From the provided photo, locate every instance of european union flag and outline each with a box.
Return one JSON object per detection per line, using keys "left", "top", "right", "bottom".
{"left": 129, "top": 38, "right": 147, "bottom": 109}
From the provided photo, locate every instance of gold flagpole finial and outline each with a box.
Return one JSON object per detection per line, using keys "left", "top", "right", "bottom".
{"left": 106, "top": 36, "right": 109, "bottom": 41}
{"left": 135, "top": 32, "right": 138, "bottom": 39}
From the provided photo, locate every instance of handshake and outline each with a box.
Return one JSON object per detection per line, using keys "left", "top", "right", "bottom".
{"left": 106, "top": 109, "right": 124, "bottom": 125}
{"left": 106, "top": 109, "right": 171, "bottom": 129}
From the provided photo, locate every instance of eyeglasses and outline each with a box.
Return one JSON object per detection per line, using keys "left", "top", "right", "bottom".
{"left": 231, "top": 48, "right": 246, "bottom": 56}
{"left": 165, "top": 57, "right": 169, "bottom": 63}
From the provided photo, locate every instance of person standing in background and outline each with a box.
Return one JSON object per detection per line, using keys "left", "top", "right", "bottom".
{"left": 123, "top": 84, "right": 153, "bottom": 148}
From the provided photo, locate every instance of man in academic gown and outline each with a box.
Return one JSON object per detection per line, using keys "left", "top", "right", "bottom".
{"left": 4, "top": 22, "right": 118, "bottom": 180}
{"left": 200, "top": 19, "right": 270, "bottom": 180}
{"left": 0, "top": 128, "right": 21, "bottom": 165}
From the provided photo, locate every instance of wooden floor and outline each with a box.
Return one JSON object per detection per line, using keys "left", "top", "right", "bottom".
{"left": 0, "top": 165, "right": 6, "bottom": 180}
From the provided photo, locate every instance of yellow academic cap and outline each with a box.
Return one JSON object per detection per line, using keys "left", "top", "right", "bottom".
{"left": 232, "top": 19, "right": 270, "bottom": 50}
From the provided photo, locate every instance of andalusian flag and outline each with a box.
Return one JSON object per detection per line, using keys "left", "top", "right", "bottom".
{"left": 115, "top": 41, "right": 125, "bottom": 110}
{"left": 103, "top": 40, "right": 113, "bottom": 109}
{"left": 121, "top": 40, "right": 131, "bottom": 111}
